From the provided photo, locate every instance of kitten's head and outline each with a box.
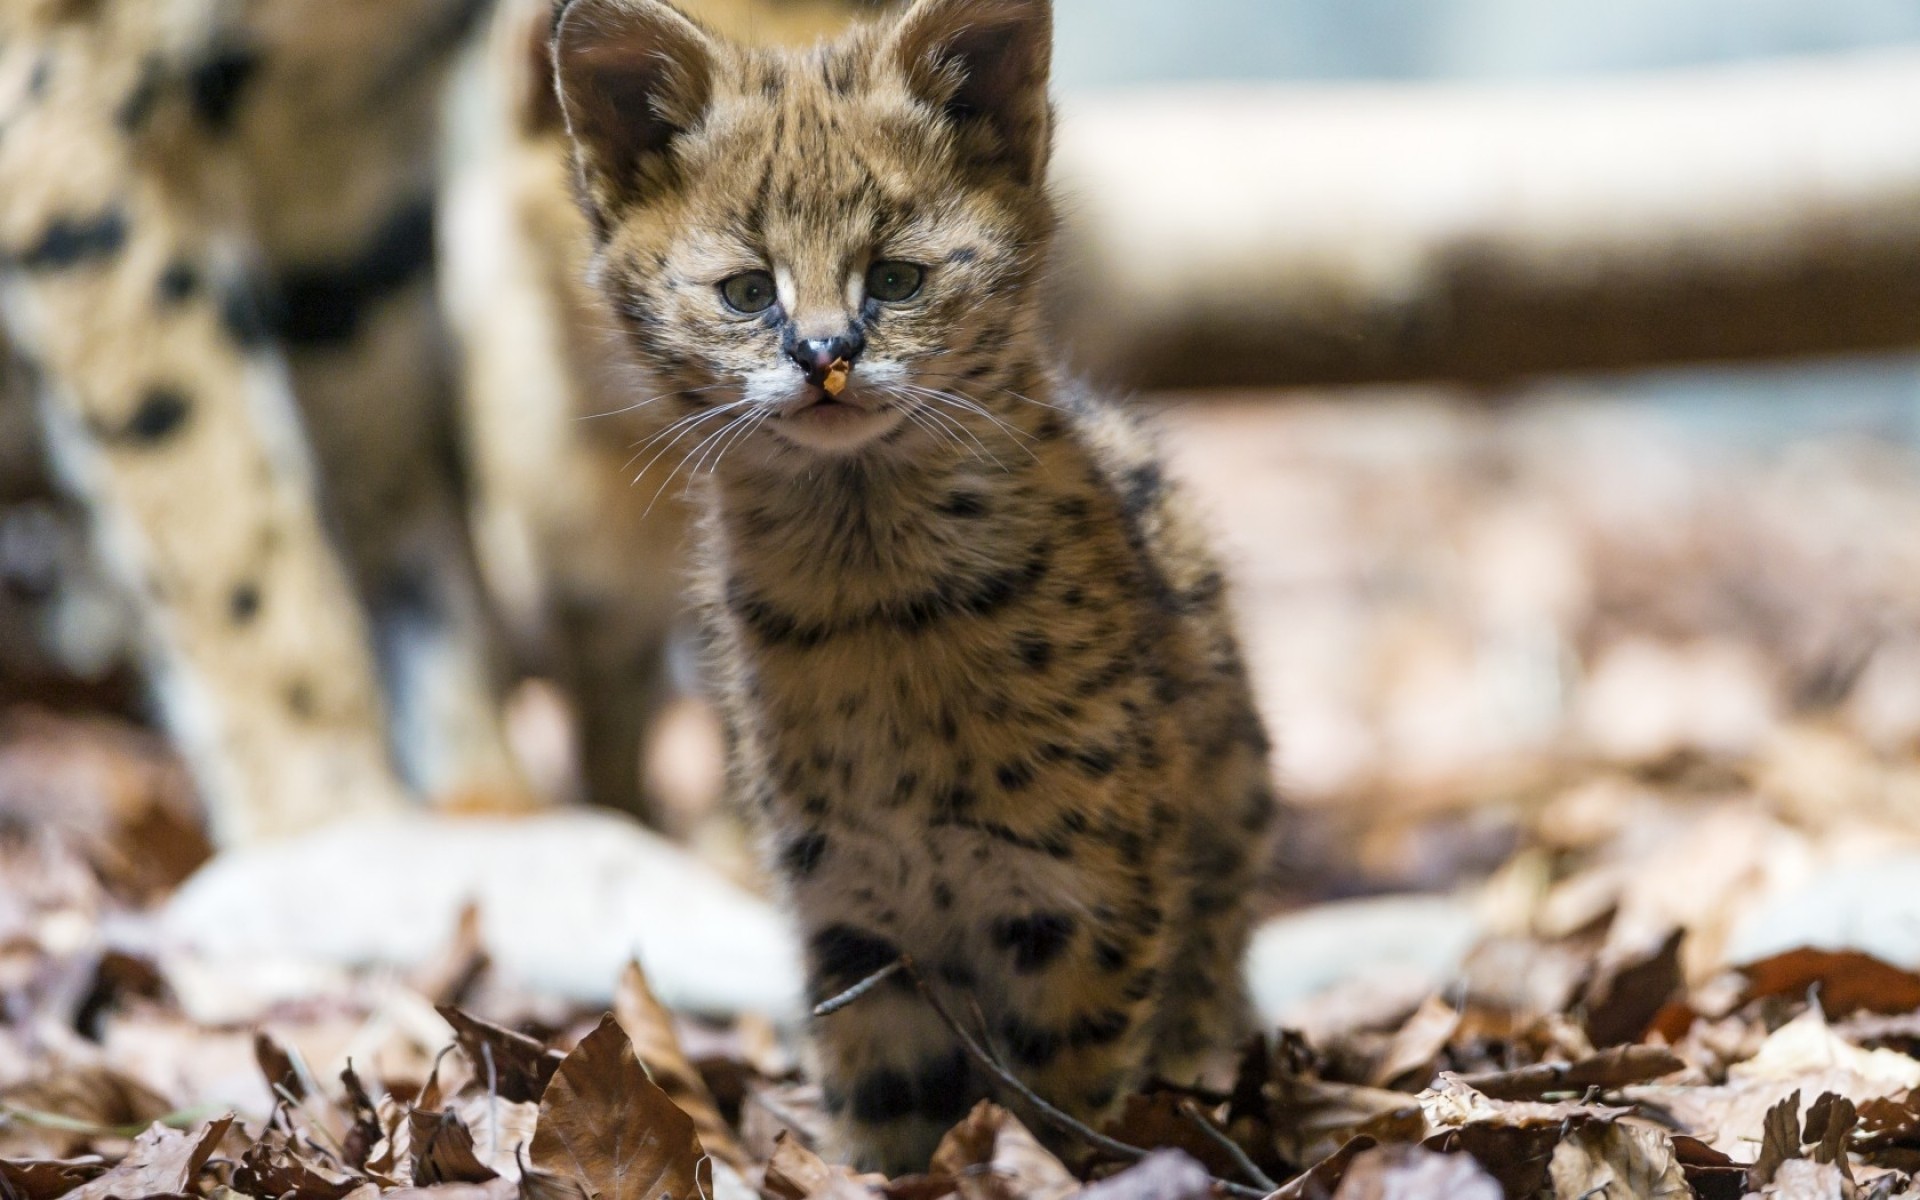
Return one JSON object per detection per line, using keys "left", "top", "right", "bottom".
{"left": 553, "top": 0, "right": 1055, "bottom": 459}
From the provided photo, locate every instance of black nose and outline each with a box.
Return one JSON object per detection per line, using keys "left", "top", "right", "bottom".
{"left": 789, "top": 332, "right": 864, "bottom": 385}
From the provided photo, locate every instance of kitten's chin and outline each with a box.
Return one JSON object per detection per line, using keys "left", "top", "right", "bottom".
{"left": 767, "top": 397, "right": 904, "bottom": 455}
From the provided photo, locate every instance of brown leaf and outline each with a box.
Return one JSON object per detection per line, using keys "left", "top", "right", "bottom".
{"left": 613, "top": 961, "right": 746, "bottom": 1171}
{"left": 529, "top": 1014, "right": 707, "bottom": 1200}
{"left": 1457, "top": 1045, "right": 1684, "bottom": 1100}
{"left": 1267, "top": 1137, "right": 1377, "bottom": 1200}
{"left": 439, "top": 1008, "right": 563, "bottom": 1106}
{"left": 1545, "top": 1123, "right": 1691, "bottom": 1199}
{"left": 1075, "top": 1151, "right": 1214, "bottom": 1200}
{"left": 1580, "top": 929, "right": 1684, "bottom": 1047}
{"left": 0, "top": 1156, "right": 106, "bottom": 1200}
{"left": 383, "top": 1183, "right": 520, "bottom": 1200}
{"left": 1753, "top": 1090, "right": 1806, "bottom": 1191}
{"left": 763, "top": 1132, "right": 882, "bottom": 1200}
{"left": 1, "top": 1065, "right": 176, "bottom": 1131}
{"left": 1099, "top": 1092, "right": 1247, "bottom": 1181}
{"left": 1366, "top": 997, "right": 1459, "bottom": 1090}
{"left": 1737, "top": 950, "right": 1920, "bottom": 1019}
{"left": 62, "top": 1115, "right": 234, "bottom": 1200}
{"left": 413, "top": 902, "right": 491, "bottom": 1009}
{"left": 1329, "top": 1144, "right": 1500, "bottom": 1200}
{"left": 411, "top": 1109, "right": 503, "bottom": 1187}
{"left": 233, "top": 1141, "right": 363, "bottom": 1200}
{"left": 254, "top": 1030, "right": 306, "bottom": 1103}
{"left": 929, "top": 1103, "right": 1076, "bottom": 1200}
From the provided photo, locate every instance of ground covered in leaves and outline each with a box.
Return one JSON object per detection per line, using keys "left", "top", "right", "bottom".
{"left": 6, "top": 391, "right": 1920, "bottom": 1199}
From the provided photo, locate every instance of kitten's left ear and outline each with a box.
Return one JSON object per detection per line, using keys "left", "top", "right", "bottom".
{"left": 553, "top": 0, "right": 718, "bottom": 227}
{"left": 883, "top": 0, "right": 1053, "bottom": 186}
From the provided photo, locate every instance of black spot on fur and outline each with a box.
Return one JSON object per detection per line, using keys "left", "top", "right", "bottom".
{"left": 1121, "top": 968, "right": 1159, "bottom": 1002}
{"left": 1122, "top": 463, "right": 1166, "bottom": 518}
{"left": 938, "top": 959, "right": 976, "bottom": 988}
{"left": 1014, "top": 632, "right": 1053, "bottom": 672}
{"left": 1093, "top": 939, "right": 1130, "bottom": 972}
{"left": 992, "top": 912, "right": 1076, "bottom": 973}
{"left": 1069, "top": 1010, "right": 1131, "bottom": 1048}
{"left": 156, "top": 261, "right": 199, "bottom": 306}
{"left": 274, "top": 199, "right": 435, "bottom": 345}
{"left": 936, "top": 491, "right": 988, "bottom": 519}
{"left": 1000, "top": 1016, "right": 1060, "bottom": 1068}
{"left": 945, "top": 247, "right": 979, "bottom": 264}
{"left": 848, "top": 1067, "right": 912, "bottom": 1122}
{"left": 934, "top": 782, "right": 976, "bottom": 814}
{"left": 781, "top": 830, "right": 829, "bottom": 878}
{"left": 228, "top": 582, "right": 261, "bottom": 624}
{"left": 912, "top": 1049, "right": 972, "bottom": 1121}
{"left": 118, "top": 388, "right": 191, "bottom": 444}
{"left": 17, "top": 211, "right": 127, "bottom": 271}
{"left": 188, "top": 44, "right": 260, "bottom": 132}
{"left": 286, "top": 681, "right": 317, "bottom": 719}
{"left": 993, "top": 759, "right": 1034, "bottom": 791}
{"left": 806, "top": 924, "right": 903, "bottom": 1005}
{"left": 218, "top": 273, "right": 274, "bottom": 348}
{"left": 1071, "top": 745, "right": 1119, "bottom": 779}
{"left": 931, "top": 880, "right": 954, "bottom": 909}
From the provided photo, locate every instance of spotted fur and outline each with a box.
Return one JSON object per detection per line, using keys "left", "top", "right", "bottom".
{"left": 553, "top": 0, "right": 1278, "bottom": 1171}
{"left": 0, "top": 0, "right": 520, "bottom": 839}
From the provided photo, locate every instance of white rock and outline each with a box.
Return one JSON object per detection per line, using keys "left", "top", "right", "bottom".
{"left": 160, "top": 810, "right": 805, "bottom": 1020}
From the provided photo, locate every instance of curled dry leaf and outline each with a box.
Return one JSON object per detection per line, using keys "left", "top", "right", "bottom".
{"left": 1266, "top": 1136, "right": 1376, "bottom": 1200}
{"left": 929, "top": 1103, "right": 1077, "bottom": 1200}
{"left": 0, "top": 1156, "right": 106, "bottom": 1200}
{"left": 529, "top": 1015, "right": 707, "bottom": 1200}
{"left": 1328, "top": 1144, "right": 1500, "bottom": 1200}
{"left": 762, "top": 1131, "right": 882, "bottom": 1200}
{"left": 408, "top": 1108, "right": 501, "bottom": 1186}
{"left": 233, "top": 1140, "right": 363, "bottom": 1200}
{"left": 1546, "top": 1122, "right": 1691, "bottom": 1199}
{"left": 613, "top": 960, "right": 746, "bottom": 1171}
{"left": 61, "top": 1115, "right": 233, "bottom": 1200}
{"left": 438, "top": 1008, "right": 563, "bottom": 1106}
{"left": 1075, "top": 1150, "right": 1214, "bottom": 1200}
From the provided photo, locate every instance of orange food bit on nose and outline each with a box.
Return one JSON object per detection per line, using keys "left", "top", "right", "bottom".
{"left": 822, "top": 358, "right": 852, "bottom": 398}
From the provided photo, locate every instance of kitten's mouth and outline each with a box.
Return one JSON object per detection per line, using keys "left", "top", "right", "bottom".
{"left": 769, "top": 388, "right": 902, "bottom": 453}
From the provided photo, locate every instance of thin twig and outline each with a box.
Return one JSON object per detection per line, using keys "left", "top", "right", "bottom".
{"left": 884, "top": 956, "right": 1268, "bottom": 1200}
{"left": 1177, "top": 1098, "right": 1280, "bottom": 1193}
{"left": 811, "top": 960, "right": 906, "bottom": 1016}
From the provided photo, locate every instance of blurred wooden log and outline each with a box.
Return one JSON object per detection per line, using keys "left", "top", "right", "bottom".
{"left": 1049, "top": 49, "right": 1920, "bottom": 389}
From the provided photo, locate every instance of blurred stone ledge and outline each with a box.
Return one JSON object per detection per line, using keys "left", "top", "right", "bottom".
{"left": 154, "top": 810, "right": 1490, "bottom": 1027}
{"left": 1050, "top": 47, "right": 1920, "bottom": 389}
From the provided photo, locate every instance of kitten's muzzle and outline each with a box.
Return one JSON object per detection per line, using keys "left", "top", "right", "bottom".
{"left": 789, "top": 332, "right": 865, "bottom": 389}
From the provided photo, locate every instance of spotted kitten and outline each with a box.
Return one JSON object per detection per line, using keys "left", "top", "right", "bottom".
{"left": 552, "top": 0, "right": 1279, "bottom": 1172}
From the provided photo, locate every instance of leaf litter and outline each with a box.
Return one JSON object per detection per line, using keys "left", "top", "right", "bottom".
{"left": 7, "top": 397, "right": 1920, "bottom": 1198}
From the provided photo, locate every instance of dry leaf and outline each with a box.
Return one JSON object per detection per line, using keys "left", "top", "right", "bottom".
{"left": 1330, "top": 1144, "right": 1500, "bottom": 1199}
{"left": 1366, "top": 996, "right": 1459, "bottom": 1089}
{"left": 1546, "top": 1122, "right": 1690, "bottom": 1199}
{"left": 613, "top": 961, "right": 745, "bottom": 1170}
{"left": 439, "top": 1008, "right": 563, "bottom": 1106}
{"left": 1459, "top": 1044, "right": 1683, "bottom": 1100}
{"left": 929, "top": 1103, "right": 1076, "bottom": 1200}
{"left": 529, "top": 1015, "right": 707, "bottom": 1200}
{"left": 0, "top": 1156, "right": 106, "bottom": 1200}
{"left": 1075, "top": 1151, "right": 1213, "bottom": 1200}
{"left": 762, "top": 1132, "right": 881, "bottom": 1200}
{"left": 61, "top": 1116, "right": 233, "bottom": 1200}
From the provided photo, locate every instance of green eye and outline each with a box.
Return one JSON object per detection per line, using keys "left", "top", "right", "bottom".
{"left": 866, "top": 260, "right": 924, "bottom": 303}
{"left": 720, "top": 270, "right": 777, "bottom": 314}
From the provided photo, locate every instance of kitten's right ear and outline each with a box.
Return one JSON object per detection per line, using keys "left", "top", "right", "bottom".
{"left": 552, "top": 0, "right": 717, "bottom": 226}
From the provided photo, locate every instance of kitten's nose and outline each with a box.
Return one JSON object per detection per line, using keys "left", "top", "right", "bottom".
{"left": 789, "top": 332, "right": 864, "bottom": 386}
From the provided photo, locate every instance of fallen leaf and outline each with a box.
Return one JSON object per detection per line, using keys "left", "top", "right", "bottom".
{"left": 439, "top": 1008, "right": 563, "bottom": 1106}
{"left": 1581, "top": 929, "right": 1684, "bottom": 1047}
{"left": 1075, "top": 1150, "right": 1213, "bottom": 1200}
{"left": 613, "top": 961, "right": 745, "bottom": 1170}
{"left": 929, "top": 1103, "right": 1076, "bottom": 1200}
{"left": 1458, "top": 1044, "right": 1683, "bottom": 1100}
{"left": 763, "top": 1131, "right": 882, "bottom": 1200}
{"left": 409, "top": 1109, "right": 501, "bottom": 1186}
{"left": 62, "top": 1115, "right": 233, "bottom": 1200}
{"left": 1330, "top": 1144, "right": 1500, "bottom": 1199}
{"left": 0, "top": 1156, "right": 106, "bottom": 1200}
{"left": 529, "top": 1015, "right": 706, "bottom": 1200}
{"left": 1546, "top": 1122, "right": 1690, "bottom": 1199}
{"left": 1366, "top": 996, "right": 1459, "bottom": 1089}
{"left": 1739, "top": 950, "right": 1920, "bottom": 1019}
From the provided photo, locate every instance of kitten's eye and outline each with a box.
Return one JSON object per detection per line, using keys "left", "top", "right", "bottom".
{"left": 720, "top": 270, "right": 777, "bottom": 314}
{"left": 865, "top": 260, "right": 924, "bottom": 303}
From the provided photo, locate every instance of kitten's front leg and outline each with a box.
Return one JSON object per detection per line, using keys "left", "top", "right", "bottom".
{"left": 807, "top": 949, "right": 977, "bottom": 1175}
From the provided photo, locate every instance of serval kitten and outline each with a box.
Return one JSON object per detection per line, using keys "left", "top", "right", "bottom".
{"left": 553, "top": 0, "right": 1278, "bottom": 1171}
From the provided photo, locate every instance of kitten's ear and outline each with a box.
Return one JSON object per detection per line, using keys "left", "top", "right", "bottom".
{"left": 553, "top": 0, "right": 717, "bottom": 224}
{"left": 883, "top": 0, "right": 1052, "bottom": 185}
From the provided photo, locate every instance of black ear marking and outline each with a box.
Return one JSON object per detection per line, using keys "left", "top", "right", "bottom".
{"left": 553, "top": 0, "right": 719, "bottom": 224}
{"left": 885, "top": 0, "right": 1052, "bottom": 184}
